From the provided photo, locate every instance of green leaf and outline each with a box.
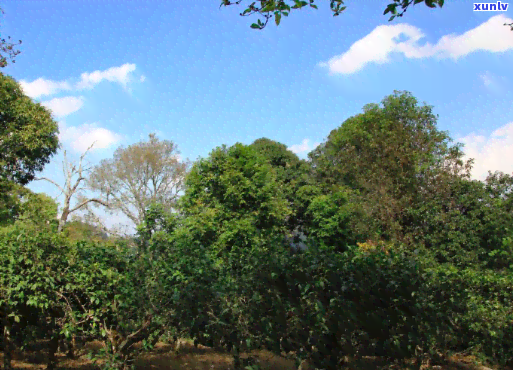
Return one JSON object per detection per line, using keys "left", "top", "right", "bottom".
{"left": 250, "top": 23, "right": 260, "bottom": 29}
{"left": 274, "top": 12, "right": 281, "bottom": 26}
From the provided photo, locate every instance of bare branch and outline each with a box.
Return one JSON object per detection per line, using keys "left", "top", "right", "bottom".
{"left": 34, "top": 177, "right": 65, "bottom": 194}
{"left": 68, "top": 198, "right": 110, "bottom": 214}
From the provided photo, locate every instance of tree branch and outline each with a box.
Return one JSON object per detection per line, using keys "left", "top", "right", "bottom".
{"left": 34, "top": 177, "right": 65, "bottom": 194}
{"left": 68, "top": 198, "right": 110, "bottom": 214}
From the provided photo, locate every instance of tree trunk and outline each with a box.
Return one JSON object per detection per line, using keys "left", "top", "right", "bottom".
{"left": 66, "top": 335, "right": 76, "bottom": 359}
{"left": 232, "top": 344, "right": 242, "bottom": 370}
{"left": 2, "top": 314, "right": 12, "bottom": 370}
{"left": 57, "top": 210, "right": 69, "bottom": 233}
{"left": 47, "top": 335, "right": 59, "bottom": 370}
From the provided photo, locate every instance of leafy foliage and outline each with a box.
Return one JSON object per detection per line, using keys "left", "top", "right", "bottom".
{"left": 220, "top": 0, "right": 445, "bottom": 29}
{"left": 2, "top": 91, "right": 513, "bottom": 370}
{"left": 310, "top": 91, "right": 473, "bottom": 246}
{"left": 0, "top": 73, "right": 59, "bottom": 186}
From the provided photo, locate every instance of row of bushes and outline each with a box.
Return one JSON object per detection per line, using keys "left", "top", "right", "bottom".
{"left": 1, "top": 222, "right": 512, "bottom": 370}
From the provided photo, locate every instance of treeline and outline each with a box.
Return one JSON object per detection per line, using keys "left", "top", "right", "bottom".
{"left": 1, "top": 71, "right": 513, "bottom": 370}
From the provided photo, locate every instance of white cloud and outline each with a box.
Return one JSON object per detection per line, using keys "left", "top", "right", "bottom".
{"left": 320, "top": 14, "right": 513, "bottom": 75}
{"left": 20, "top": 63, "right": 137, "bottom": 99}
{"left": 140, "top": 75, "right": 146, "bottom": 82}
{"left": 459, "top": 121, "right": 513, "bottom": 180}
{"left": 289, "top": 139, "right": 321, "bottom": 155}
{"left": 76, "top": 63, "right": 136, "bottom": 90}
{"left": 19, "top": 78, "right": 71, "bottom": 99}
{"left": 59, "top": 122, "right": 122, "bottom": 153}
{"left": 41, "top": 96, "right": 84, "bottom": 118}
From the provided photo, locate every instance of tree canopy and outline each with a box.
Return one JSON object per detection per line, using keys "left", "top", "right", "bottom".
{"left": 87, "top": 134, "right": 189, "bottom": 227}
{"left": 2, "top": 90, "right": 513, "bottom": 370}
{"left": 309, "top": 91, "right": 472, "bottom": 244}
{"left": 0, "top": 73, "right": 59, "bottom": 186}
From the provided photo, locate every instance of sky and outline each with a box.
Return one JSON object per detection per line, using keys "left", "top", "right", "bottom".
{"left": 2, "top": 0, "right": 513, "bottom": 232}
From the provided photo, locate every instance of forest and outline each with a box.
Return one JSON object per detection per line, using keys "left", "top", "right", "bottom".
{"left": 1, "top": 69, "right": 513, "bottom": 370}
{"left": 1, "top": 1, "right": 513, "bottom": 370}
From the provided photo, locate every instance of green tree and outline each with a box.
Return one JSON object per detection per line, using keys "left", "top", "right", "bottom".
{"left": 177, "top": 143, "right": 293, "bottom": 367}
{"left": 407, "top": 171, "right": 513, "bottom": 269}
{"left": 309, "top": 91, "right": 472, "bottom": 245}
{"left": 179, "top": 143, "right": 291, "bottom": 259}
{"left": 0, "top": 183, "right": 58, "bottom": 230}
{"left": 63, "top": 218, "right": 109, "bottom": 243}
{"left": 250, "top": 138, "right": 368, "bottom": 252}
{"left": 220, "top": 0, "right": 445, "bottom": 29}
{"left": 249, "top": 138, "right": 316, "bottom": 234}
{"left": 0, "top": 73, "right": 59, "bottom": 186}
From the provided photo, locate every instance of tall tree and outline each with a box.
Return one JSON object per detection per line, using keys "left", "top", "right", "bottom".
{"left": 250, "top": 138, "right": 314, "bottom": 232}
{"left": 0, "top": 73, "right": 59, "bottom": 227}
{"left": 309, "top": 91, "right": 472, "bottom": 244}
{"left": 177, "top": 143, "right": 292, "bottom": 365}
{"left": 88, "top": 134, "right": 189, "bottom": 227}
{"left": 35, "top": 143, "right": 109, "bottom": 232}
{"left": 0, "top": 73, "right": 59, "bottom": 185}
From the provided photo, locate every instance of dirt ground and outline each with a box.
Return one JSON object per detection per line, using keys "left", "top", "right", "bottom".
{"left": 0, "top": 340, "right": 506, "bottom": 370}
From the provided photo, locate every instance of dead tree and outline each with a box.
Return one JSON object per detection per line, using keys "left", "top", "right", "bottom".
{"left": 35, "top": 142, "right": 109, "bottom": 232}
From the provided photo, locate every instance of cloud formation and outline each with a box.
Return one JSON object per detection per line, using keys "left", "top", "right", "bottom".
{"left": 20, "top": 63, "right": 138, "bottom": 99}
{"left": 458, "top": 121, "right": 513, "bottom": 180}
{"left": 320, "top": 14, "right": 513, "bottom": 75}
{"left": 289, "top": 139, "right": 320, "bottom": 155}
{"left": 76, "top": 63, "right": 136, "bottom": 90}
{"left": 41, "top": 96, "right": 85, "bottom": 118}
{"left": 59, "top": 122, "right": 123, "bottom": 153}
{"left": 19, "top": 78, "right": 71, "bottom": 99}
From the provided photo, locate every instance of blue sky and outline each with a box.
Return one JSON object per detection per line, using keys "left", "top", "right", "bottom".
{"left": 2, "top": 0, "right": 513, "bottom": 231}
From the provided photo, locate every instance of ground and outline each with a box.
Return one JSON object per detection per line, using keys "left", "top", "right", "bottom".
{"left": 0, "top": 340, "right": 506, "bottom": 369}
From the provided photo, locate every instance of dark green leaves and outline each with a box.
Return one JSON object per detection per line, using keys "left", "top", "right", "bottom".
{"left": 0, "top": 73, "right": 59, "bottom": 186}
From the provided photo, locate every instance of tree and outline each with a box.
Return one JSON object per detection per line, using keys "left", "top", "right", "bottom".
{"left": 63, "top": 217, "right": 109, "bottom": 243}
{"left": 0, "top": 73, "right": 59, "bottom": 230}
{"left": 249, "top": 138, "right": 315, "bottom": 234}
{"left": 309, "top": 91, "right": 472, "bottom": 244}
{"left": 88, "top": 134, "right": 189, "bottom": 227}
{"left": 0, "top": 73, "right": 59, "bottom": 186}
{"left": 0, "top": 183, "right": 58, "bottom": 229}
{"left": 36, "top": 143, "right": 109, "bottom": 232}
{"left": 179, "top": 143, "right": 291, "bottom": 257}
{"left": 220, "top": 0, "right": 445, "bottom": 30}
{"left": 177, "top": 143, "right": 293, "bottom": 366}
{"left": 0, "top": 7, "right": 22, "bottom": 68}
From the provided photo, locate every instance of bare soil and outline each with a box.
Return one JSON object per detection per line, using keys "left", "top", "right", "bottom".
{"left": 0, "top": 340, "right": 506, "bottom": 370}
